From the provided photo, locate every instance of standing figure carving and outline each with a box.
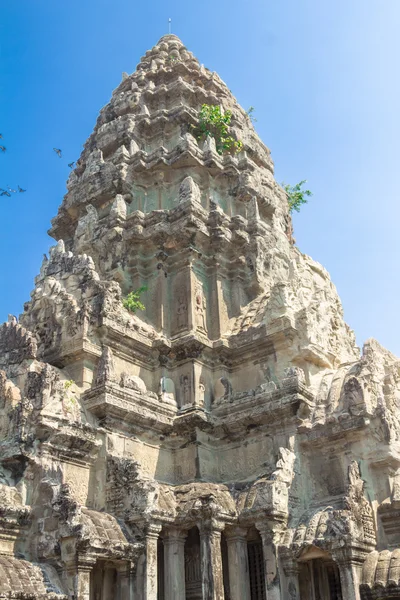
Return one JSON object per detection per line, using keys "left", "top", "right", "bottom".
{"left": 180, "top": 374, "right": 192, "bottom": 408}
{"left": 198, "top": 379, "right": 206, "bottom": 407}
{"left": 176, "top": 288, "right": 187, "bottom": 330}
{"left": 195, "top": 283, "right": 207, "bottom": 333}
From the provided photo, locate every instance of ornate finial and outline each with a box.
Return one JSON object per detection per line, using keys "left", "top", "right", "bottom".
{"left": 168, "top": 18, "right": 172, "bottom": 34}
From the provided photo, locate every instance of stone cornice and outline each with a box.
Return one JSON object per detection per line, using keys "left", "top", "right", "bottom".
{"left": 298, "top": 415, "right": 372, "bottom": 446}
{"left": 83, "top": 382, "right": 176, "bottom": 432}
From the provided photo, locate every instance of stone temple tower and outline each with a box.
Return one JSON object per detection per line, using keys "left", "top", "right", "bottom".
{"left": 0, "top": 34, "right": 400, "bottom": 600}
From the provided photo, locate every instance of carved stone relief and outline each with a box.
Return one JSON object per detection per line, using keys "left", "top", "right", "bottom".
{"left": 194, "top": 282, "right": 207, "bottom": 333}
{"left": 176, "top": 287, "right": 188, "bottom": 331}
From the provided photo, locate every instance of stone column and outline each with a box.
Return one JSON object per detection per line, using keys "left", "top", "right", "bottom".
{"left": 163, "top": 527, "right": 187, "bottom": 600}
{"left": 281, "top": 552, "right": 301, "bottom": 600}
{"left": 225, "top": 527, "right": 251, "bottom": 600}
{"left": 69, "top": 557, "right": 96, "bottom": 600}
{"left": 256, "top": 523, "right": 283, "bottom": 600}
{"left": 199, "top": 523, "right": 225, "bottom": 600}
{"left": 144, "top": 523, "right": 162, "bottom": 600}
{"left": 333, "top": 550, "right": 364, "bottom": 600}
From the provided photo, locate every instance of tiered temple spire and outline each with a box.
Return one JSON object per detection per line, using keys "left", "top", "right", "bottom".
{"left": 0, "top": 34, "right": 399, "bottom": 600}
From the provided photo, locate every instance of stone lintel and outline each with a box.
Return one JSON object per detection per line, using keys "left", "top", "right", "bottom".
{"left": 212, "top": 392, "right": 302, "bottom": 434}
{"left": 224, "top": 525, "right": 248, "bottom": 541}
{"left": 42, "top": 339, "right": 102, "bottom": 368}
{"left": 299, "top": 415, "right": 371, "bottom": 446}
{"left": 82, "top": 385, "right": 175, "bottom": 431}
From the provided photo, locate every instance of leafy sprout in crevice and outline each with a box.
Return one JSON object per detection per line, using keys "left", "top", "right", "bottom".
{"left": 246, "top": 106, "right": 257, "bottom": 123}
{"left": 283, "top": 180, "right": 313, "bottom": 213}
{"left": 167, "top": 54, "right": 180, "bottom": 65}
{"left": 191, "top": 104, "right": 243, "bottom": 156}
{"left": 122, "top": 286, "right": 148, "bottom": 313}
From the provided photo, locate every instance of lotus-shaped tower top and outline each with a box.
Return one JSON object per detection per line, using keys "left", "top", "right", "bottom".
{"left": 33, "top": 34, "right": 359, "bottom": 375}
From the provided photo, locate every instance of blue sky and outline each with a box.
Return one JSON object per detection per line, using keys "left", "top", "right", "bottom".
{"left": 0, "top": 0, "right": 399, "bottom": 356}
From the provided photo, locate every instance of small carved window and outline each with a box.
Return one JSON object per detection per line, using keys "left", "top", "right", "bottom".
{"left": 248, "top": 540, "right": 266, "bottom": 600}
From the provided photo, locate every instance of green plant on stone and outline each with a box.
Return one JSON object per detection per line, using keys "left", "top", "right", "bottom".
{"left": 283, "top": 180, "right": 313, "bottom": 213}
{"left": 167, "top": 55, "right": 180, "bottom": 65}
{"left": 64, "top": 395, "right": 77, "bottom": 413}
{"left": 64, "top": 380, "right": 74, "bottom": 390}
{"left": 246, "top": 106, "right": 257, "bottom": 123}
{"left": 122, "top": 286, "right": 147, "bottom": 313}
{"left": 191, "top": 104, "right": 243, "bottom": 156}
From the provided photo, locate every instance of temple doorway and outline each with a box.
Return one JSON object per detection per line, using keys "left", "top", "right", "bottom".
{"left": 90, "top": 561, "right": 118, "bottom": 600}
{"left": 299, "top": 556, "right": 343, "bottom": 600}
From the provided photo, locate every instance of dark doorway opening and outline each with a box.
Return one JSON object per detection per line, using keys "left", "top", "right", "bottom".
{"left": 184, "top": 527, "right": 202, "bottom": 600}
{"left": 247, "top": 528, "right": 266, "bottom": 600}
{"left": 299, "top": 558, "right": 343, "bottom": 600}
{"left": 90, "top": 561, "right": 118, "bottom": 600}
{"left": 157, "top": 536, "right": 165, "bottom": 600}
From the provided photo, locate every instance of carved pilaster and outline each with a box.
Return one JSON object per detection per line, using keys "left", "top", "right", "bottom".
{"left": 144, "top": 522, "right": 162, "bottom": 600}
{"left": 332, "top": 547, "right": 367, "bottom": 600}
{"left": 225, "top": 526, "right": 251, "bottom": 600}
{"left": 64, "top": 555, "right": 97, "bottom": 600}
{"left": 173, "top": 264, "right": 192, "bottom": 335}
{"left": 199, "top": 522, "right": 225, "bottom": 600}
{"left": 281, "top": 550, "right": 301, "bottom": 600}
{"left": 256, "top": 523, "right": 284, "bottom": 600}
{"left": 209, "top": 262, "right": 222, "bottom": 339}
{"left": 188, "top": 268, "right": 197, "bottom": 335}
{"left": 156, "top": 259, "right": 167, "bottom": 332}
{"left": 95, "top": 345, "right": 115, "bottom": 385}
{"left": 164, "top": 527, "right": 187, "bottom": 600}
